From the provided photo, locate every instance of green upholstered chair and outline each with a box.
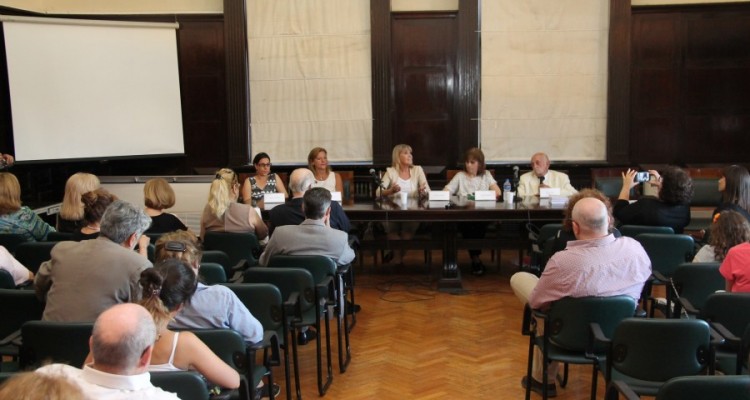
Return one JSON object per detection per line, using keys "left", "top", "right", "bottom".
{"left": 191, "top": 329, "right": 253, "bottom": 400}
{"left": 0, "top": 289, "right": 44, "bottom": 371}
{"left": 606, "top": 375, "right": 750, "bottom": 400}
{"left": 688, "top": 292, "right": 750, "bottom": 375}
{"left": 19, "top": 321, "right": 93, "bottom": 369}
{"left": 619, "top": 225, "right": 674, "bottom": 238}
{"left": 201, "top": 250, "right": 233, "bottom": 279}
{"left": 635, "top": 233, "right": 695, "bottom": 317}
{"left": 0, "top": 234, "right": 28, "bottom": 254}
{"left": 198, "top": 262, "right": 227, "bottom": 285}
{"left": 14, "top": 242, "right": 57, "bottom": 274}
{"left": 672, "top": 262, "right": 723, "bottom": 317}
{"left": 45, "top": 231, "right": 73, "bottom": 242}
{"left": 0, "top": 270, "right": 15, "bottom": 289}
{"left": 150, "top": 371, "right": 210, "bottom": 400}
{"left": 202, "top": 231, "right": 260, "bottom": 268}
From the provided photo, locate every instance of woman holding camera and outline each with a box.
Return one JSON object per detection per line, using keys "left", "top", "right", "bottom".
{"left": 613, "top": 167, "right": 693, "bottom": 233}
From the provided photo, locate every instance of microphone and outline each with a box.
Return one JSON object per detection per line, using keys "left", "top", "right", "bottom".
{"left": 512, "top": 165, "right": 519, "bottom": 180}
{"left": 369, "top": 168, "right": 381, "bottom": 185}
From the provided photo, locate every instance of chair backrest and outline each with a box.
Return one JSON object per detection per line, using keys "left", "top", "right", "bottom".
{"left": 266, "top": 255, "right": 336, "bottom": 284}
{"left": 656, "top": 375, "right": 750, "bottom": 400}
{"left": 690, "top": 178, "right": 721, "bottom": 208}
{"left": 202, "top": 231, "right": 260, "bottom": 268}
{"left": 14, "top": 242, "right": 57, "bottom": 274}
{"left": 242, "top": 268, "right": 316, "bottom": 315}
{"left": 538, "top": 223, "right": 563, "bottom": 245}
{"left": 20, "top": 321, "right": 94, "bottom": 369}
{"left": 635, "top": 233, "right": 695, "bottom": 276}
{"left": 620, "top": 225, "right": 674, "bottom": 237}
{"left": 198, "top": 262, "right": 227, "bottom": 285}
{"left": 221, "top": 283, "right": 284, "bottom": 341}
{"left": 144, "top": 232, "right": 164, "bottom": 244}
{"left": 700, "top": 292, "right": 750, "bottom": 337}
{"left": 45, "top": 231, "right": 73, "bottom": 242}
{"left": 0, "top": 289, "right": 44, "bottom": 340}
{"left": 547, "top": 295, "right": 636, "bottom": 352}
{"left": 150, "top": 371, "right": 210, "bottom": 400}
{"left": 672, "top": 262, "right": 724, "bottom": 311}
{"left": 0, "top": 234, "right": 28, "bottom": 254}
{"left": 191, "top": 329, "right": 248, "bottom": 375}
{"left": 610, "top": 318, "right": 711, "bottom": 382}
{"left": 0, "top": 270, "right": 15, "bottom": 289}
{"left": 201, "top": 250, "right": 232, "bottom": 278}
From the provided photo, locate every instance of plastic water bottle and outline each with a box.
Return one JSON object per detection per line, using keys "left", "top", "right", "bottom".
{"left": 502, "top": 178, "right": 512, "bottom": 194}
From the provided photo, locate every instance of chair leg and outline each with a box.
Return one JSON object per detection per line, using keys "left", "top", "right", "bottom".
{"left": 315, "top": 303, "right": 333, "bottom": 396}
{"left": 290, "top": 324, "right": 302, "bottom": 400}
{"left": 590, "top": 366, "right": 598, "bottom": 400}
{"left": 525, "top": 336, "right": 534, "bottom": 400}
{"left": 558, "top": 362, "right": 569, "bottom": 387}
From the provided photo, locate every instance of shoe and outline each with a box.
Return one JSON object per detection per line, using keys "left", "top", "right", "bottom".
{"left": 471, "top": 260, "right": 486, "bottom": 276}
{"left": 297, "top": 328, "right": 317, "bottom": 346}
{"left": 521, "top": 376, "right": 557, "bottom": 397}
{"left": 346, "top": 301, "right": 361, "bottom": 314}
{"left": 256, "top": 383, "right": 281, "bottom": 400}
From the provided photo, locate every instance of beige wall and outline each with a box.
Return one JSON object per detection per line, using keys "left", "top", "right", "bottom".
{"left": 633, "top": 0, "right": 749, "bottom": 5}
{"left": 0, "top": 0, "right": 221, "bottom": 14}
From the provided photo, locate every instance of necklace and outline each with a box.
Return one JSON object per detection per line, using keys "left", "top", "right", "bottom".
{"left": 314, "top": 171, "right": 328, "bottom": 182}
{"left": 83, "top": 224, "right": 100, "bottom": 232}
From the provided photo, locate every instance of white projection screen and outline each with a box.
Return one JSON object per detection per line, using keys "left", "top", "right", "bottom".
{"left": 0, "top": 16, "right": 184, "bottom": 162}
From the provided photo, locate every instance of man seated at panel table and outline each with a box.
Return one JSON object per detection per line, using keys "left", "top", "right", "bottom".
{"left": 517, "top": 152, "right": 578, "bottom": 197}
{"left": 509, "top": 197, "right": 651, "bottom": 397}
{"left": 267, "top": 168, "right": 351, "bottom": 236}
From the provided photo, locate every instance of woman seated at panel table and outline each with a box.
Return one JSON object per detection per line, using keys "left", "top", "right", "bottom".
{"left": 71, "top": 189, "right": 117, "bottom": 241}
{"left": 613, "top": 166, "right": 693, "bottom": 234}
{"left": 0, "top": 172, "right": 55, "bottom": 241}
{"left": 308, "top": 147, "right": 344, "bottom": 193}
{"left": 200, "top": 168, "right": 268, "bottom": 240}
{"left": 240, "top": 152, "right": 288, "bottom": 206}
{"left": 57, "top": 172, "right": 100, "bottom": 233}
{"left": 143, "top": 178, "right": 188, "bottom": 234}
{"left": 375, "top": 144, "right": 430, "bottom": 265}
{"left": 443, "top": 147, "right": 500, "bottom": 276}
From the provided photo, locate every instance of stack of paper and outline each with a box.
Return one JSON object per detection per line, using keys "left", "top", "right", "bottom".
{"left": 549, "top": 195, "right": 569, "bottom": 206}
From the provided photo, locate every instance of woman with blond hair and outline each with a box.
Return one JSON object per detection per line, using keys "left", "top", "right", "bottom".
{"left": 57, "top": 172, "right": 100, "bottom": 233}
{"left": 0, "top": 172, "right": 55, "bottom": 241}
{"left": 308, "top": 147, "right": 343, "bottom": 193}
{"left": 200, "top": 168, "right": 268, "bottom": 240}
{"left": 143, "top": 178, "right": 187, "bottom": 233}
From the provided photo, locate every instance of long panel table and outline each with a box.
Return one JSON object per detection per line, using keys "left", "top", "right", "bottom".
{"left": 338, "top": 196, "right": 566, "bottom": 291}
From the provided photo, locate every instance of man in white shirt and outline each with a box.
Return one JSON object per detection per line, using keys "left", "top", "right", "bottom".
{"left": 517, "top": 152, "right": 578, "bottom": 197}
{"left": 36, "top": 303, "right": 179, "bottom": 400}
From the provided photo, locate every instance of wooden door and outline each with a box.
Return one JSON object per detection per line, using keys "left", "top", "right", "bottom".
{"left": 391, "top": 12, "right": 458, "bottom": 167}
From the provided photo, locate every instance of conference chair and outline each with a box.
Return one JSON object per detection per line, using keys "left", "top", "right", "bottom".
{"left": 591, "top": 318, "right": 716, "bottom": 397}
{"left": 198, "top": 262, "right": 227, "bottom": 285}
{"left": 521, "top": 296, "right": 637, "bottom": 400}
{"left": 0, "top": 233, "right": 28, "bottom": 254}
{"left": 243, "top": 267, "right": 317, "bottom": 400}
{"left": 44, "top": 231, "right": 73, "bottom": 242}
{"left": 201, "top": 250, "right": 234, "bottom": 279}
{"left": 221, "top": 283, "right": 283, "bottom": 400}
{"left": 19, "top": 321, "right": 93, "bottom": 369}
{"left": 527, "top": 223, "right": 562, "bottom": 273}
{"left": 14, "top": 241, "right": 57, "bottom": 275}
{"left": 605, "top": 375, "right": 750, "bottom": 400}
{"left": 150, "top": 371, "right": 210, "bottom": 400}
{"left": 191, "top": 329, "right": 253, "bottom": 400}
{"left": 618, "top": 225, "right": 674, "bottom": 238}
{"left": 0, "top": 270, "right": 14, "bottom": 289}
{"left": 0, "top": 289, "right": 44, "bottom": 371}
{"left": 203, "top": 231, "right": 260, "bottom": 268}
{"left": 685, "top": 292, "right": 750, "bottom": 375}
{"left": 635, "top": 233, "right": 695, "bottom": 317}
{"left": 671, "top": 262, "right": 723, "bottom": 317}
{"left": 267, "top": 255, "right": 351, "bottom": 373}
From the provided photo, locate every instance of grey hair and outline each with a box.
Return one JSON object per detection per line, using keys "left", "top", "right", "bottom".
{"left": 100, "top": 200, "right": 152, "bottom": 244}
{"left": 290, "top": 168, "right": 314, "bottom": 193}
{"left": 91, "top": 307, "right": 156, "bottom": 372}
{"left": 303, "top": 187, "right": 331, "bottom": 219}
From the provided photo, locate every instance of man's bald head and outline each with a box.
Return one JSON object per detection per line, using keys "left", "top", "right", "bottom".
{"left": 571, "top": 197, "right": 609, "bottom": 239}
{"left": 90, "top": 303, "right": 156, "bottom": 374}
{"left": 289, "top": 168, "right": 315, "bottom": 196}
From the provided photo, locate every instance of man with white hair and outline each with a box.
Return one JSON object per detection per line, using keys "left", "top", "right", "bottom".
{"left": 36, "top": 303, "right": 179, "bottom": 399}
{"left": 510, "top": 197, "right": 651, "bottom": 396}
{"left": 517, "top": 152, "right": 578, "bottom": 197}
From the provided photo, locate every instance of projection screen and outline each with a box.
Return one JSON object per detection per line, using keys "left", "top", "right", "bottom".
{"left": 0, "top": 16, "right": 184, "bottom": 162}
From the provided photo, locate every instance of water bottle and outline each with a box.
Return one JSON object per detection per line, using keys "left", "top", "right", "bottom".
{"left": 502, "top": 178, "right": 511, "bottom": 194}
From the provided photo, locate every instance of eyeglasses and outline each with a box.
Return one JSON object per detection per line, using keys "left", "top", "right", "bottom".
{"left": 257, "top": 163, "right": 271, "bottom": 168}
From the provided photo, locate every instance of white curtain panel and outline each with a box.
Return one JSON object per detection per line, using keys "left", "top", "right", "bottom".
{"left": 247, "top": 0, "right": 372, "bottom": 164}
{"left": 480, "top": 0, "right": 609, "bottom": 162}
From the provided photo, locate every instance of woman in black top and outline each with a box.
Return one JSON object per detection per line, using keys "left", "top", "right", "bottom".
{"left": 714, "top": 165, "right": 750, "bottom": 222}
{"left": 72, "top": 189, "right": 116, "bottom": 241}
{"left": 614, "top": 166, "right": 693, "bottom": 233}
{"left": 143, "top": 178, "right": 188, "bottom": 234}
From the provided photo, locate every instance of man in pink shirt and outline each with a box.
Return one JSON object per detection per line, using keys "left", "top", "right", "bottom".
{"left": 510, "top": 197, "right": 651, "bottom": 396}
{"left": 720, "top": 242, "right": 750, "bottom": 292}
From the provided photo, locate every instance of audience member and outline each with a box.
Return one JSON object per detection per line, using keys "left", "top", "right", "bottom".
{"left": 72, "top": 189, "right": 117, "bottom": 242}
{"left": 0, "top": 153, "right": 13, "bottom": 168}
{"left": 268, "top": 168, "right": 351, "bottom": 235}
{"left": 714, "top": 164, "right": 750, "bottom": 222}
{"left": 200, "top": 168, "right": 268, "bottom": 240}
{"left": 0, "top": 172, "right": 55, "bottom": 241}
{"left": 614, "top": 166, "right": 693, "bottom": 233}
{"left": 35, "top": 200, "right": 152, "bottom": 322}
{"left": 58, "top": 172, "right": 100, "bottom": 233}
{"left": 510, "top": 198, "right": 651, "bottom": 396}
{"left": 308, "top": 147, "right": 343, "bottom": 193}
{"left": 154, "top": 230, "right": 263, "bottom": 344}
{"left": 375, "top": 144, "right": 430, "bottom": 265}
{"left": 517, "top": 152, "right": 578, "bottom": 197}
{"left": 693, "top": 211, "right": 750, "bottom": 263}
{"left": 546, "top": 188, "right": 621, "bottom": 257}
{"left": 0, "top": 244, "right": 32, "bottom": 286}
{"left": 240, "top": 152, "right": 288, "bottom": 206}
{"left": 720, "top": 240, "right": 750, "bottom": 293}
{"left": 143, "top": 178, "right": 188, "bottom": 234}
{"left": 36, "top": 303, "right": 180, "bottom": 400}
{"left": 443, "top": 147, "right": 500, "bottom": 275}
{"left": 0, "top": 371, "right": 86, "bottom": 400}
{"left": 139, "top": 258, "right": 240, "bottom": 390}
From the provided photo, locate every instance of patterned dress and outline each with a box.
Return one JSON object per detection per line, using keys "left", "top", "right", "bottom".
{"left": 248, "top": 173, "right": 279, "bottom": 201}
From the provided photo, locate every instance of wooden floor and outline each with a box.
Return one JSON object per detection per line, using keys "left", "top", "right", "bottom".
{"left": 272, "top": 250, "right": 611, "bottom": 400}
